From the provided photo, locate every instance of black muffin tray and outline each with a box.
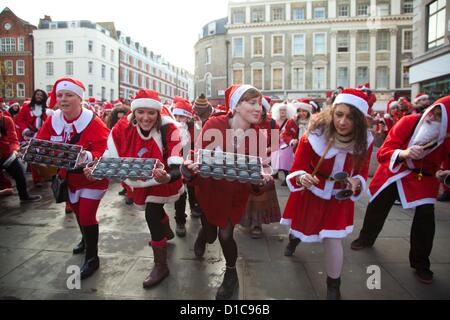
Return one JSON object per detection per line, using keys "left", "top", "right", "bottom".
{"left": 196, "top": 149, "right": 264, "bottom": 184}
{"left": 21, "top": 138, "right": 82, "bottom": 170}
{"left": 90, "top": 157, "right": 161, "bottom": 180}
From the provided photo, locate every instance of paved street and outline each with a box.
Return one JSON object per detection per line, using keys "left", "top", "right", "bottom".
{"left": 0, "top": 174, "right": 449, "bottom": 300}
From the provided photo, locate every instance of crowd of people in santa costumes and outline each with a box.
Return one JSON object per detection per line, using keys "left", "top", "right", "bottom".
{"left": 281, "top": 88, "right": 374, "bottom": 300}
{"left": 351, "top": 95, "right": 450, "bottom": 284}
{"left": 182, "top": 84, "right": 273, "bottom": 300}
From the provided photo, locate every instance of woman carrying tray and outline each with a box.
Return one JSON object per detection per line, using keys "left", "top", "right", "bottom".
{"left": 281, "top": 88, "right": 374, "bottom": 299}
{"left": 36, "top": 78, "right": 110, "bottom": 280}
{"left": 182, "top": 84, "right": 272, "bottom": 300}
{"left": 98, "top": 89, "right": 184, "bottom": 288}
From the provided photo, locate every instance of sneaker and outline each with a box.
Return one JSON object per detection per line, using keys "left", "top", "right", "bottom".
{"left": 0, "top": 188, "right": 14, "bottom": 196}
{"left": 176, "top": 224, "right": 186, "bottom": 238}
{"left": 250, "top": 226, "right": 263, "bottom": 239}
{"left": 415, "top": 269, "right": 433, "bottom": 284}
{"left": 350, "top": 238, "right": 373, "bottom": 251}
{"left": 437, "top": 192, "right": 450, "bottom": 202}
{"left": 190, "top": 206, "right": 202, "bottom": 218}
{"left": 20, "top": 195, "right": 42, "bottom": 203}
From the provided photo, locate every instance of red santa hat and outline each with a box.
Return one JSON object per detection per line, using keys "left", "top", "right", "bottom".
{"left": 294, "top": 100, "right": 313, "bottom": 114}
{"left": 414, "top": 93, "right": 429, "bottom": 103}
{"left": 172, "top": 99, "right": 193, "bottom": 118}
{"left": 386, "top": 98, "right": 399, "bottom": 113}
{"left": 131, "top": 89, "right": 162, "bottom": 112}
{"left": 333, "top": 88, "right": 369, "bottom": 116}
{"left": 358, "top": 82, "right": 371, "bottom": 91}
{"left": 224, "top": 84, "right": 267, "bottom": 113}
{"left": 298, "top": 98, "right": 319, "bottom": 112}
{"left": 48, "top": 78, "right": 85, "bottom": 109}
{"left": 0, "top": 98, "right": 4, "bottom": 104}
{"left": 103, "top": 102, "right": 113, "bottom": 112}
{"left": 262, "top": 96, "right": 271, "bottom": 111}
{"left": 113, "top": 99, "right": 123, "bottom": 107}
{"left": 9, "top": 100, "right": 19, "bottom": 107}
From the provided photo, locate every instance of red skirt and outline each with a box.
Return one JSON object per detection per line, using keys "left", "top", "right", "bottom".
{"left": 129, "top": 179, "right": 184, "bottom": 208}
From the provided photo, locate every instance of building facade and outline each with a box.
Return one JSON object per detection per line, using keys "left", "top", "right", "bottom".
{"left": 195, "top": 0, "right": 415, "bottom": 110}
{"left": 33, "top": 18, "right": 119, "bottom": 102}
{"left": 118, "top": 31, "right": 193, "bottom": 103}
{"left": 0, "top": 7, "right": 36, "bottom": 101}
{"left": 409, "top": 0, "right": 449, "bottom": 101}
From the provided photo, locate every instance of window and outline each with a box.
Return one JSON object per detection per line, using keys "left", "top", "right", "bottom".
{"left": 251, "top": 7, "right": 265, "bottom": 23}
{"left": 101, "top": 87, "right": 106, "bottom": 101}
{"left": 0, "top": 38, "right": 16, "bottom": 52}
{"left": 207, "top": 22, "right": 216, "bottom": 35}
{"left": 110, "top": 49, "right": 115, "bottom": 62}
{"left": 252, "top": 69, "right": 263, "bottom": 89}
{"left": 356, "top": 66, "right": 369, "bottom": 85}
{"left": 292, "top": 7, "right": 305, "bottom": 20}
{"left": 5, "top": 83, "right": 13, "bottom": 98}
{"left": 16, "top": 60, "right": 25, "bottom": 75}
{"left": 376, "top": 66, "right": 389, "bottom": 89}
{"left": 357, "top": 3, "right": 369, "bottom": 16}
{"left": 403, "top": 30, "right": 413, "bottom": 51}
{"left": 357, "top": 31, "right": 369, "bottom": 51}
{"left": 337, "top": 32, "right": 349, "bottom": 52}
{"left": 110, "top": 89, "right": 114, "bottom": 102}
{"left": 337, "top": 67, "right": 349, "bottom": 88}
{"left": 206, "top": 47, "right": 211, "bottom": 64}
{"left": 46, "top": 41, "right": 53, "bottom": 54}
{"left": 4, "top": 60, "right": 13, "bottom": 75}
{"left": 101, "top": 45, "right": 106, "bottom": 58}
{"left": 377, "top": 30, "right": 389, "bottom": 50}
{"left": 110, "top": 68, "right": 114, "bottom": 82}
{"left": 206, "top": 75, "right": 212, "bottom": 97}
{"left": 313, "top": 67, "right": 326, "bottom": 89}
{"left": 272, "top": 35, "right": 284, "bottom": 55}
{"left": 402, "top": 65, "right": 410, "bottom": 87}
{"left": 233, "top": 69, "right": 243, "bottom": 84}
{"left": 66, "top": 40, "right": 73, "bottom": 54}
{"left": 403, "top": 0, "right": 413, "bottom": 13}
{"left": 88, "top": 61, "right": 93, "bottom": 74}
{"left": 252, "top": 36, "right": 263, "bottom": 56}
{"left": 272, "top": 6, "right": 285, "bottom": 21}
{"left": 123, "top": 69, "right": 129, "bottom": 84}
{"left": 88, "top": 40, "right": 93, "bottom": 52}
{"left": 102, "top": 65, "right": 106, "bottom": 79}
{"left": 46, "top": 62, "right": 54, "bottom": 76}
{"left": 292, "top": 67, "right": 305, "bottom": 90}
{"left": 16, "top": 83, "right": 25, "bottom": 98}
{"left": 314, "top": 7, "right": 326, "bottom": 19}
{"left": 232, "top": 9, "right": 245, "bottom": 24}
{"left": 233, "top": 38, "right": 244, "bottom": 58}
{"left": 314, "top": 33, "right": 326, "bottom": 54}
{"left": 272, "top": 68, "right": 283, "bottom": 90}
{"left": 133, "top": 72, "right": 138, "bottom": 85}
{"left": 18, "top": 37, "right": 24, "bottom": 51}
{"left": 338, "top": 5, "right": 349, "bottom": 17}
{"left": 427, "top": 0, "right": 446, "bottom": 49}
{"left": 377, "top": 3, "right": 390, "bottom": 16}
{"left": 292, "top": 34, "right": 305, "bottom": 55}
{"left": 66, "top": 61, "right": 74, "bottom": 76}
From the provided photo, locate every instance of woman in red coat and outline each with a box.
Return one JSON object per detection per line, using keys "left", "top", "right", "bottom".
{"left": 182, "top": 84, "right": 272, "bottom": 300}
{"left": 37, "top": 78, "right": 110, "bottom": 280}
{"left": 281, "top": 88, "right": 373, "bottom": 299}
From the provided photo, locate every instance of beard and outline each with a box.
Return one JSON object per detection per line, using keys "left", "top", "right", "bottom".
{"left": 411, "top": 120, "right": 441, "bottom": 146}
{"left": 176, "top": 121, "right": 191, "bottom": 147}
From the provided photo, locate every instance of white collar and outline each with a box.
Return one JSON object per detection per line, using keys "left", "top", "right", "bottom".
{"left": 51, "top": 108, "right": 94, "bottom": 135}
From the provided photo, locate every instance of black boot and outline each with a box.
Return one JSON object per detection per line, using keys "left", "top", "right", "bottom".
{"left": 80, "top": 224, "right": 100, "bottom": 280}
{"left": 216, "top": 266, "right": 239, "bottom": 300}
{"left": 73, "top": 215, "right": 85, "bottom": 255}
{"left": 326, "top": 276, "right": 341, "bottom": 300}
{"left": 284, "top": 234, "right": 301, "bottom": 256}
{"left": 194, "top": 228, "right": 206, "bottom": 258}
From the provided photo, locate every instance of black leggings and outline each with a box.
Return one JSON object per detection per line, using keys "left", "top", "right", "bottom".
{"left": 1, "top": 158, "right": 28, "bottom": 199}
{"left": 174, "top": 191, "right": 187, "bottom": 225}
{"left": 145, "top": 202, "right": 168, "bottom": 242}
{"left": 199, "top": 214, "right": 237, "bottom": 268}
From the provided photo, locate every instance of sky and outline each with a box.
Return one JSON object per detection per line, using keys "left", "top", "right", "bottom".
{"left": 2, "top": 0, "right": 230, "bottom": 73}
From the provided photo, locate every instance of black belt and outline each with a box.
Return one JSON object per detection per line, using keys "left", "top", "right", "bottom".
{"left": 309, "top": 165, "right": 335, "bottom": 181}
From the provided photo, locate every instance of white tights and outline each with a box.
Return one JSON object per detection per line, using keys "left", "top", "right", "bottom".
{"left": 323, "top": 238, "right": 344, "bottom": 279}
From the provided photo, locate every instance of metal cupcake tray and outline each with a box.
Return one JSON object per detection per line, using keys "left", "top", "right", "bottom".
{"left": 196, "top": 149, "right": 266, "bottom": 184}
{"left": 21, "top": 138, "right": 82, "bottom": 170}
{"left": 90, "top": 157, "right": 161, "bottom": 180}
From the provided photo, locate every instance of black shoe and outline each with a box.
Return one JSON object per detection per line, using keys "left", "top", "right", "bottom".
{"left": 350, "top": 238, "right": 373, "bottom": 251}
{"left": 414, "top": 269, "right": 433, "bottom": 284}
{"left": 72, "top": 239, "right": 85, "bottom": 255}
{"left": 191, "top": 206, "right": 202, "bottom": 218}
{"left": 20, "top": 195, "right": 42, "bottom": 203}
{"left": 216, "top": 267, "right": 239, "bottom": 300}
{"left": 80, "top": 256, "right": 100, "bottom": 280}
{"left": 118, "top": 188, "right": 126, "bottom": 196}
{"left": 194, "top": 231, "right": 206, "bottom": 258}
{"left": 176, "top": 224, "right": 186, "bottom": 238}
{"left": 284, "top": 236, "right": 301, "bottom": 256}
{"left": 437, "top": 192, "right": 450, "bottom": 202}
{"left": 326, "top": 276, "right": 341, "bottom": 300}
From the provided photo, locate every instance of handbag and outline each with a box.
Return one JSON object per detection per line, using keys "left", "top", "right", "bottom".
{"left": 51, "top": 174, "right": 68, "bottom": 203}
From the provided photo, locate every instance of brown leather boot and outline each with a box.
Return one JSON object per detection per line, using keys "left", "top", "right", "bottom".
{"left": 143, "top": 245, "right": 169, "bottom": 288}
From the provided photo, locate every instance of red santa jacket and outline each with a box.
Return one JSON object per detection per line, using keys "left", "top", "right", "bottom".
{"left": 0, "top": 112, "right": 20, "bottom": 159}
{"left": 36, "top": 108, "right": 110, "bottom": 193}
{"left": 369, "top": 100, "right": 450, "bottom": 208}
{"left": 281, "top": 119, "right": 299, "bottom": 149}
{"left": 15, "top": 103, "right": 48, "bottom": 140}
{"left": 286, "top": 131, "right": 373, "bottom": 201}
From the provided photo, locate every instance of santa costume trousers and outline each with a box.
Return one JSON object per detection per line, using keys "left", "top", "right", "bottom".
{"left": 357, "top": 182, "right": 435, "bottom": 271}
{"left": 145, "top": 202, "right": 171, "bottom": 242}
{"left": 1, "top": 158, "right": 29, "bottom": 199}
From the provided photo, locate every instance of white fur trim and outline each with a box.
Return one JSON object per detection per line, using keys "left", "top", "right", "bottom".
{"left": 284, "top": 226, "right": 354, "bottom": 243}
{"left": 261, "top": 97, "right": 270, "bottom": 111}
{"left": 125, "top": 178, "right": 160, "bottom": 188}
{"left": 172, "top": 108, "right": 193, "bottom": 118}
{"left": 56, "top": 81, "right": 84, "bottom": 99}
{"left": 230, "top": 85, "right": 257, "bottom": 112}
{"left": 168, "top": 156, "right": 183, "bottom": 166}
{"left": 350, "top": 174, "right": 366, "bottom": 202}
{"left": 368, "top": 170, "right": 411, "bottom": 202}
{"left": 31, "top": 106, "right": 43, "bottom": 117}
{"left": 68, "top": 188, "right": 106, "bottom": 203}
{"left": 103, "top": 131, "right": 120, "bottom": 158}
{"left": 286, "top": 170, "right": 306, "bottom": 192}
{"left": 144, "top": 184, "right": 185, "bottom": 204}
{"left": 395, "top": 180, "right": 437, "bottom": 209}
{"left": 51, "top": 108, "right": 94, "bottom": 135}
{"left": 414, "top": 94, "right": 429, "bottom": 103}
{"left": 308, "top": 131, "right": 373, "bottom": 159}
{"left": 389, "top": 149, "right": 403, "bottom": 173}
{"left": 294, "top": 102, "right": 312, "bottom": 113}
{"left": 85, "top": 151, "right": 93, "bottom": 163}
{"left": 46, "top": 109, "right": 54, "bottom": 117}
{"left": 334, "top": 93, "right": 369, "bottom": 116}
{"left": 131, "top": 98, "right": 162, "bottom": 111}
